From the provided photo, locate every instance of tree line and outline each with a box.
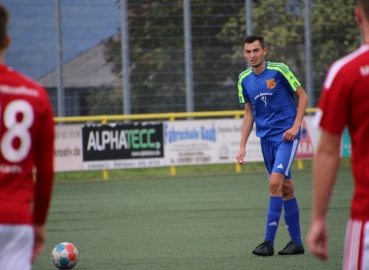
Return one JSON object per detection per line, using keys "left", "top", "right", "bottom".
{"left": 87, "top": 0, "right": 359, "bottom": 116}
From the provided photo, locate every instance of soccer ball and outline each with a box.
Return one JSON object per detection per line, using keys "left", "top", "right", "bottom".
{"left": 51, "top": 242, "right": 79, "bottom": 269}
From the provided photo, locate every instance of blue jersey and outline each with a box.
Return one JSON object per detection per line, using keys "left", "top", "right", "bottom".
{"left": 238, "top": 62, "right": 301, "bottom": 142}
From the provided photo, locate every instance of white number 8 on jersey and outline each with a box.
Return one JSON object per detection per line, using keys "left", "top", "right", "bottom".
{"left": 1, "top": 100, "right": 33, "bottom": 163}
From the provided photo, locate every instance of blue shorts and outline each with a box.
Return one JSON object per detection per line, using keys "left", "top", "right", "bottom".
{"left": 260, "top": 138, "right": 299, "bottom": 180}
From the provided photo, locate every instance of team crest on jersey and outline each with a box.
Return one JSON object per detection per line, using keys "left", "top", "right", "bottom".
{"left": 266, "top": 78, "right": 276, "bottom": 89}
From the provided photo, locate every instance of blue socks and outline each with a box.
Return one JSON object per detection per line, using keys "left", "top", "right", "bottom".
{"left": 264, "top": 196, "right": 303, "bottom": 246}
{"left": 265, "top": 196, "right": 283, "bottom": 246}
{"left": 283, "top": 197, "right": 302, "bottom": 245}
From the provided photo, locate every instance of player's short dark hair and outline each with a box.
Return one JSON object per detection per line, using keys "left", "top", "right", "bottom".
{"left": 243, "top": 35, "right": 266, "bottom": 49}
{"left": 358, "top": 0, "right": 369, "bottom": 22}
{"left": 0, "top": 4, "right": 9, "bottom": 49}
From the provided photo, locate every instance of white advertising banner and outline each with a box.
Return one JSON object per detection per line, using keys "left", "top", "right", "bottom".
{"left": 53, "top": 116, "right": 325, "bottom": 172}
{"left": 54, "top": 124, "right": 83, "bottom": 172}
{"left": 304, "top": 116, "right": 321, "bottom": 150}
{"left": 82, "top": 158, "right": 164, "bottom": 171}
{"left": 215, "top": 119, "right": 264, "bottom": 163}
{"left": 163, "top": 116, "right": 320, "bottom": 167}
{"left": 163, "top": 119, "right": 263, "bottom": 166}
{"left": 295, "top": 116, "right": 321, "bottom": 159}
{"left": 163, "top": 120, "right": 217, "bottom": 166}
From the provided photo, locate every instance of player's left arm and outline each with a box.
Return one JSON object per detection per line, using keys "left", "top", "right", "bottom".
{"left": 307, "top": 129, "right": 341, "bottom": 261}
{"left": 308, "top": 60, "right": 348, "bottom": 261}
{"left": 282, "top": 86, "right": 308, "bottom": 141}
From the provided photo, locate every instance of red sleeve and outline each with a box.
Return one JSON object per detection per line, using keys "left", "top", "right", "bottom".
{"left": 33, "top": 92, "right": 55, "bottom": 225}
{"left": 317, "top": 66, "right": 350, "bottom": 136}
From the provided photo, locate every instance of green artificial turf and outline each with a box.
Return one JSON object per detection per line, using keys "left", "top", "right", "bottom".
{"left": 35, "top": 167, "right": 353, "bottom": 270}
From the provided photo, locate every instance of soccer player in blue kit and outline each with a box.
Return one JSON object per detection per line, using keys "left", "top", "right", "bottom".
{"left": 236, "top": 35, "right": 308, "bottom": 256}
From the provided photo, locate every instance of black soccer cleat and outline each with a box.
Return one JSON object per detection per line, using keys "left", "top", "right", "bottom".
{"left": 278, "top": 240, "right": 305, "bottom": 255}
{"left": 252, "top": 240, "right": 275, "bottom": 256}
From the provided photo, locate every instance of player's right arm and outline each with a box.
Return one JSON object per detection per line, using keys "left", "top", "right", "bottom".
{"left": 236, "top": 102, "right": 254, "bottom": 164}
{"left": 32, "top": 225, "right": 46, "bottom": 263}
{"left": 33, "top": 96, "right": 55, "bottom": 226}
{"left": 32, "top": 93, "right": 55, "bottom": 263}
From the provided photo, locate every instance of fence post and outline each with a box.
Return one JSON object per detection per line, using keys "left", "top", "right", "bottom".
{"left": 297, "top": 160, "right": 304, "bottom": 170}
{"left": 183, "top": 0, "right": 194, "bottom": 113}
{"left": 304, "top": 0, "right": 314, "bottom": 107}
{"left": 101, "top": 117, "right": 109, "bottom": 180}
{"left": 121, "top": 0, "right": 131, "bottom": 116}
{"left": 234, "top": 114, "right": 242, "bottom": 173}
{"left": 55, "top": 0, "right": 64, "bottom": 117}
{"left": 169, "top": 116, "right": 176, "bottom": 176}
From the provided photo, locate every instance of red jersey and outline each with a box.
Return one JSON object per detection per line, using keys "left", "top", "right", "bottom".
{"left": 0, "top": 64, "right": 54, "bottom": 225}
{"left": 315, "top": 44, "right": 369, "bottom": 220}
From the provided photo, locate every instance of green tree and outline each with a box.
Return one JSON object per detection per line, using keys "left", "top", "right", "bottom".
{"left": 218, "top": 0, "right": 360, "bottom": 105}
{"left": 93, "top": 0, "right": 245, "bottom": 115}
{"left": 90, "top": 0, "right": 359, "bottom": 115}
{"left": 102, "top": 0, "right": 186, "bottom": 114}
{"left": 87, "top": 85, "right": 123, "bottom": 115}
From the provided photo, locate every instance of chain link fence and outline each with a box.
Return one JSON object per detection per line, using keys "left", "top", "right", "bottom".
{"left": 4, "top": 0, "right": 359, "bottom": 117}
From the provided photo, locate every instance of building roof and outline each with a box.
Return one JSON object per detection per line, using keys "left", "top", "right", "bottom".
{"left": 37, "top": 41, "right": 121, "bottom": 88}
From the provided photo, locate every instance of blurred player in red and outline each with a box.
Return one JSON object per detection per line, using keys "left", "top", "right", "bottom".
{"left": 307, "top": 0, "right": 369, "bottom": 269}
{"left": 0, "top": 4, "right": 55, "bottom": 270}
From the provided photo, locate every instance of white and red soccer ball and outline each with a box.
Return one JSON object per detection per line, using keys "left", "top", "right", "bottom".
{"left": 51, "top": 242, "right": 79, "bottom": 269}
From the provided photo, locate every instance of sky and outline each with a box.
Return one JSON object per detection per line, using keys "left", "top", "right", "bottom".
{"left": 3, "top": 0, "right": 121, "bottom": 79}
